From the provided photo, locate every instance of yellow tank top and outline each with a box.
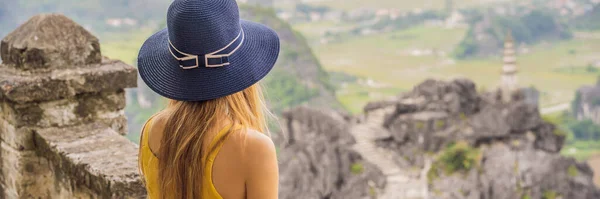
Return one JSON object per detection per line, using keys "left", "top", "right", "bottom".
{"left": 139, "top": 116, "right": 237, "bottom": 199}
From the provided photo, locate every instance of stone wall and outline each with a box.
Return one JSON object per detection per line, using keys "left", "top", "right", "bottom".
{"left": 0, "top": 14, "right": 144, "bottom": 198}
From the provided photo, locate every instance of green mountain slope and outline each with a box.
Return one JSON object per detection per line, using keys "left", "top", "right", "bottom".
{"left": 239, "top": 5, "right": 340, "bottom": 113}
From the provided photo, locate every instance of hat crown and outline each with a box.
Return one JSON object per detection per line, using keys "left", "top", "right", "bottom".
{"left": 167, "top": 0, "right": 241, "bottom": 55}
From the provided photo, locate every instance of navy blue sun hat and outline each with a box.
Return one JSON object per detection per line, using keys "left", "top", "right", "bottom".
{"left": 138, "top": 0, "right": 280, "bottom": 101}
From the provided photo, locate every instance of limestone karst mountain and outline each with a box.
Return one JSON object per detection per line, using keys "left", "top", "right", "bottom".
{"left": 277, "top": 79, "right": 600, "bottom": 199}
{"left": 239, "top": 5, "right": 340, "bottom": 113}
{"left": 274, "top": 107, "right": 386, "bottom": 199}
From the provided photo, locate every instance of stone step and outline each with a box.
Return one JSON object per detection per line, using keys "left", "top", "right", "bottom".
{"left": 351, "top": 145, "right": 402, "bottom": 175}
{"left": 350, "top": 117, "right": 429, "bottom": 199}
{"left": 352, "top": 148, "right": 396, "bottom": 165}
{"left": 387, "top": 175, "right": 411, "bottom": 183}
{"left": 391, "top": 183, "right": 425, "bottom": 190}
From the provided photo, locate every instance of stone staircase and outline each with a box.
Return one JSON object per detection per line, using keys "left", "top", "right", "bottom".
{"left": 350, "top": 110, "right": 429, "bottom": 199}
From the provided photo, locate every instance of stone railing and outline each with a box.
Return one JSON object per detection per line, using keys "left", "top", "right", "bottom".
{"left": 0, "top": 14, "right": 145, "bottom": 198}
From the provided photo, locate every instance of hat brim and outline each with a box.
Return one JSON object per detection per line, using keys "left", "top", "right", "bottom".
{"left": 137, "top": 20, "right": 280, "bottom": 101}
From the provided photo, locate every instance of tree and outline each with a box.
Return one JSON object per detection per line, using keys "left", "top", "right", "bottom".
{"left": 522, "top": 10, "right": 557, "bottom": 38}
{"left": 568, "top": 119, "right": 600, "bottom": 141}
{"left": 572, "top": 91, "right": 582, "bottom": 116}
{"left": 569, "top": 49, "right": 577, "bottom": 73}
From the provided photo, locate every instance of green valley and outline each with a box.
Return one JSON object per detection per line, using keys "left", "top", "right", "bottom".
{"left": 284, "top": 1, "right": 600, "bottom": 113}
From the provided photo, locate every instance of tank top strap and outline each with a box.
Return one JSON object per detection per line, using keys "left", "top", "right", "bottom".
{"left": 140, "top": 114, "right": 159, "bottom": 156}
{"left": 204, "top": 124, "right": 243, "bottom": 199}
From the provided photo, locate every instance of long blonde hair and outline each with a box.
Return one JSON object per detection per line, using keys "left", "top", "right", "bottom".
{"left": 147, "top": 84, "right": 271, "bottom": 199}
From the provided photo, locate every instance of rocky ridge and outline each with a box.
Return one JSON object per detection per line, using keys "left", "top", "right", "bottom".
{"left": 277, "top": 78, "right": 600, "bottom": 199}
{"left": 274, "top": 107, "right": 385, "bottom": 199}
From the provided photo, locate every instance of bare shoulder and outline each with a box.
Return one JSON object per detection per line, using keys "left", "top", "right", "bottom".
{"left": 151, "top": 111, "right": 169, "bottom": 128}
{"left": 228, "top": 128, "right": 277, "bottom": 175}
{"left": 243, "top": 129, "right": 276, "bottom": 154}
{"left": 236, "top": 129, "right": 279, "bottom": 198}
{"left": 227, "top": 128, "right": 276, "bottom": 158}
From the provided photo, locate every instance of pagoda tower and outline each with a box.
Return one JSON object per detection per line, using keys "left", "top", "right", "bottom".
{"left": 501, "top": 31, "right": 518, "bottom": 102}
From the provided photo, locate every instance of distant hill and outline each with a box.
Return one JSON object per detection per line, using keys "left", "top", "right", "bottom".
{"left": 574, "top": 4, "right": 600, "bottom": 30}
{"left": 453, "top": 8, "right": 572, "bottom": 59}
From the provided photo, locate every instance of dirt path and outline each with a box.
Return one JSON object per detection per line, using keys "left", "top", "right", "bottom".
{"left": 540, "top": 103, "right": 570, "bottom": 115}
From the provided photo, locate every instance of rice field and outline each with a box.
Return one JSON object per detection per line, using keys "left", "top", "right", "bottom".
{"left": 300, "top": 23, "right": 600, "bottom": 113}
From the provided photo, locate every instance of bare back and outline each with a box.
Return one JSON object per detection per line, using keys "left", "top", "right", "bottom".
{"left": 145, "top": 111, "right": 279, "bottom": 199}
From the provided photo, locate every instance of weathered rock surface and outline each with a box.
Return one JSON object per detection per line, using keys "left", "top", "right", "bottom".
{"left": 520, "top": 87, "right": 540, "bottom": 107}
{"left": 374, "top": 79, "right": 597, "bottom": 199}
{"left": 275, "top": 107, "right": 385, "bottom": 199}
{"left": 0, "top": 58, "right": 137, "bottom": 103}
{"left": 0, "top": 13, "right": 142, "bottom": 198}
{"left": 0, "top": 14, "right": 101, "bottom": 70}
{"left": 34, "top": 122, "right": 145, "bottom": 198}
{"left": 431, "top": 142, "right": 599, "bottom": 199}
